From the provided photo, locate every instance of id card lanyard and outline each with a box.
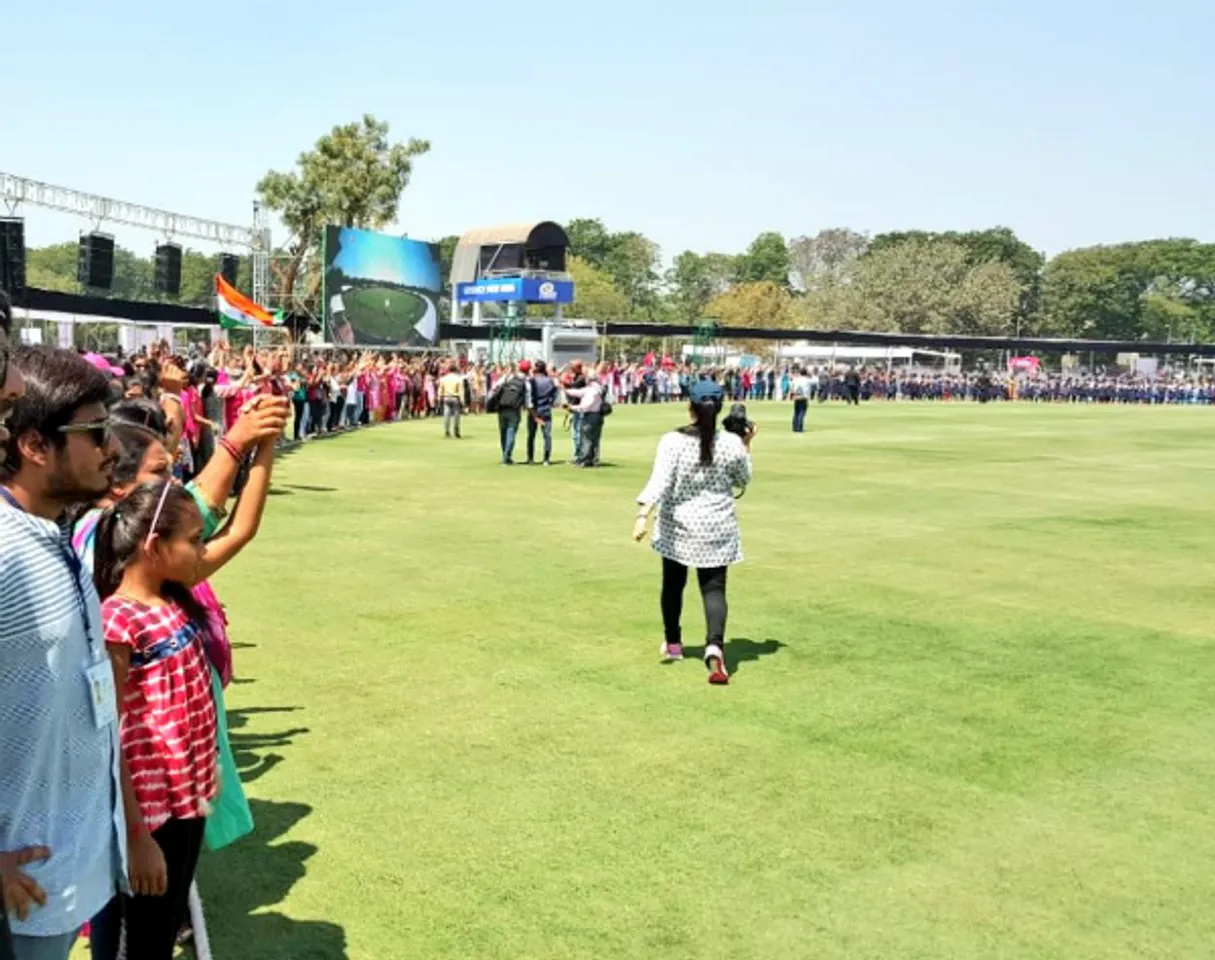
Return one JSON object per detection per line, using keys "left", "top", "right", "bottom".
{"left": 0, "top": 485, "right": 101, "bottom": 660}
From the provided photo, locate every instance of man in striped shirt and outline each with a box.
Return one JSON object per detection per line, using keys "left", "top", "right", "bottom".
{"left": 0, "top": 346, "right": 128, "bottom": 960}
{"left": 0, "top": 290, "right": 28, "bottom": 960}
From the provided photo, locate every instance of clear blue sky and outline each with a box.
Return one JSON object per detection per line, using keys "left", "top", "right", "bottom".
{"left": 7, "top": 0, "right": 1212, "bottom": 261}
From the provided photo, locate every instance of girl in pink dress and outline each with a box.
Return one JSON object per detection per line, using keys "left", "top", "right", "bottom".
{"left": 424, "top": 372, "right": 437, "bottom": 417}
{"left": 367, "top": 372, "right": 382, "bottom": 423}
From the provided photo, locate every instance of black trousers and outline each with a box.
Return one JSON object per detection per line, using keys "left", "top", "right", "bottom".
{"left": 308, "top": 398, "right": 327, "bottom": 434}
{"left": 661, "top": 557, "right": 727, "bottom": 647}
{"left": 91, "top": 817, "right": 205, "bottom": 960}
{"left": 292, "top": 398, "right": 306, "bottom": 440}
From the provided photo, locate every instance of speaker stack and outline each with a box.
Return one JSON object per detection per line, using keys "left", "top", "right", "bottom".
{"left": 77, "top": 233, "right": 115, "bottom": 289}
{"left": 219, "top": 253, "right": 240, "bottom": 286}
{"left": 0, "top": 217, "right": 25, "bottom": 295}
{"left": 154, "top": 242, "right": 183, "bottom": 296}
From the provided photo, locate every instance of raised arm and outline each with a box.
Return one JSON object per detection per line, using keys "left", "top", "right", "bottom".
{"left": 193, "top": 434, "right": 277, "bottom": 581}
{"left": 191, "top": 395, "right": 289, "bottom": 522}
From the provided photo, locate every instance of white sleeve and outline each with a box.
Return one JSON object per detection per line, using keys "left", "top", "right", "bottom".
{"left": 637, "top": 434, "right": 679, "bottom": 507}
{"left": 723, "top": 433, "right": 752, "bottom": 489}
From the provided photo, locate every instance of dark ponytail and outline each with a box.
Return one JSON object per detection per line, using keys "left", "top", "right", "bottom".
{"left": 92, "top": 481, "right": 211, "bottom": 632}
{"left": 680, "top": 399, "right": 720, "bottom": 465}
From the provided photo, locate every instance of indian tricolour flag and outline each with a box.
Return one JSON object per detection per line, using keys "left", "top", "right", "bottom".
{"left": 215, "top": 274, "right": 283, "bottom": 329}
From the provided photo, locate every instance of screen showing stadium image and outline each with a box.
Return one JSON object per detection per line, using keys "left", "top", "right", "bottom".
{"left": 322, "top": 226, "right": 441, "bottom": 347}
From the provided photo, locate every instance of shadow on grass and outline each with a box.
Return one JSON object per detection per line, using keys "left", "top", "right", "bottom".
{"left": 682, "top": 638, "right": 786, "bottom": 676}
{"left": 227, "top": 708, "right": 309, "bottom": 786}
{"left": 197, "top": 707, "right": 349, "bottom": 959}
{"left": 196, "top": 799, "right": 347, "bottom": 960}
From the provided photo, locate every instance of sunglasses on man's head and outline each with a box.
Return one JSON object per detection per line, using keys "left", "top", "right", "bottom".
{"left": 58, "top": 418, "right": 112, "bottom": 448}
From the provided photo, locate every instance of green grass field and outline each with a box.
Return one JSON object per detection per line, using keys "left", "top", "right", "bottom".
{"left": 341, "top": 286, "right": 429, "bottom": 341}
{"left": 189, "top": 402, "right": 1215, "bottom": 959}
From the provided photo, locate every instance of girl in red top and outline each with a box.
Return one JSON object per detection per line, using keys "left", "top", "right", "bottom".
{"left": 94, "top": 481, "right": 216, "bottom": 960}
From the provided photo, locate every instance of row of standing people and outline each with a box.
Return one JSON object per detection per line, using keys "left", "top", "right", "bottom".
{"left": 1, "top": 294, "right": 290, "bottom": 960}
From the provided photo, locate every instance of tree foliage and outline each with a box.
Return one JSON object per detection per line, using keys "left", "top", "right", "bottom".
{"left": 706, "top": 281, "right": 795, "bottom": 329}
{"left": 256, "top": 114, "right": 430, "bottom": 305}
{"left": 565, "top": 218, "right": 615, "bottom": 270}
{"left": 666, "top": 251, "right": 736, "bottom": 324}
{"left": 602, "top": 232, "right": 661, "bottom": 318}
{"left": 1042, "top": 240, "right": 1215, "bottom": 342}
{"left": 853, "top": 238, "right": 1020, "bottom": 335}
{"left": 734, "top": 232, "right": 791, "bottom": 288}
{"left": 789, "top": 228, "right": 869, "bottom": 293}
{"left": 567, "top": 255, "right": 630, "bottom": 321}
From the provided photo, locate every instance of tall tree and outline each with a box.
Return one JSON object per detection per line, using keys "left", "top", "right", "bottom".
{"left": 25, "top": 242, "right": 79, "bottom": 293}
{"left": 256, "top": 114, "right": 430, "bottom": 307}
{"left": 565, "top": 218, "right": 615, "bottom": 270}
{"left": 788, "top": 228, "right": 869, "bottom": 293}
{"left": 567, "top": 255, "right": 630, "bottom": 321}
{"left": 603, "top": 232, "right": 661, "bottom": 318}
{"left": 870, "top": 227, "right": 1044, "bottom": 331}
{"left": 706, "top": 281, "right": 796, "bottom": 329}
{"left": 666, "top": 251, "right": 716, "bottom": 324}
{"left": 855, "top": 237, "right": 1020, "bottom": 335}
{"left": 734, "top": 232, "right": 791, "bottom": 288}
{"left": 434, "top": 234, "right": 461, "bottom": 300}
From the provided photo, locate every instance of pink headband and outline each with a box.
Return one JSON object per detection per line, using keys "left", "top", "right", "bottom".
{"left": 145, "top": 481, "right": 173, "bottom": 550}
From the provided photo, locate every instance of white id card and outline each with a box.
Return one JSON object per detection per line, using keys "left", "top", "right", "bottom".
{"left": 85, "top": 660, "right": 118, "bottom": 729}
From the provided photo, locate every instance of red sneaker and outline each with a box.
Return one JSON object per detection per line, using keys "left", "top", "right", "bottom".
{"left": 705, "top": 644, "right": 729, "bottom": 685}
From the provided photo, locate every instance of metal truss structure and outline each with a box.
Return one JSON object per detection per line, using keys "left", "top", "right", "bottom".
{"left": 0, "top": 172, "right": 273, "bottom": 308}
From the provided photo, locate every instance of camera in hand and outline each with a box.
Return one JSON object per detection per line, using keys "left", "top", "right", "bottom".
{"left": 722, "top": 403, "right": 753, "bottom": 438}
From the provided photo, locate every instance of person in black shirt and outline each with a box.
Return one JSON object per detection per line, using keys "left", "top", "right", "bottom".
{"left": 527, "top": 361, "right": 559, "bottom": 465}
{"left": 844, "top": 367, "right": 861, "bottom": 405}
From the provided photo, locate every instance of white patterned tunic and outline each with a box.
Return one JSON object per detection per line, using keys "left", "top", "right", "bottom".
{"left": 637, "top": 430, "right": 752, "bottom": 568}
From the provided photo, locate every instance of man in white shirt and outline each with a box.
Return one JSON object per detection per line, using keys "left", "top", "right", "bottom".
{"left": 565, "top": 369, "right": 607, "bottom": 467}
{"left": 790, "top": 366, "right": 812, "bottom": 433}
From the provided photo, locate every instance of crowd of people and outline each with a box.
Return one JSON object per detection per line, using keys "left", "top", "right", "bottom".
{"left": 6, "top": 287, "right": 1215, "bottom": 960}
{"left": 0, "top": 290, "right": 290, "bottom": 960}
{"left": 99, "top": 344, "right": 1215, "bottom": 484}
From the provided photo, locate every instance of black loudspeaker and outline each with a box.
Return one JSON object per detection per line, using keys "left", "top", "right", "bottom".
{"left": 77, "top": 233, "right": 115, "bottom": 289}
{"left": 219, "top": 253, "right": 240, "bottom": 286}
{"left": 154, "top": 242, "right": 183, "bottom": 295}
{"left": 0, "top": 218, "right": 25, "bottom": 295}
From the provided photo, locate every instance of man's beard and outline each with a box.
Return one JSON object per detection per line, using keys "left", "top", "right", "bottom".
{"left": 46, "top": 459, "right": 114, "bottom": 507}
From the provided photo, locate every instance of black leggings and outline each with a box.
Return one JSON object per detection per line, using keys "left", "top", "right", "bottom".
{"left": 90, "top": 817, "right": 204, "bottom": 960}
{"left": 661, "top": 557, "right": 727, "bottom": 647}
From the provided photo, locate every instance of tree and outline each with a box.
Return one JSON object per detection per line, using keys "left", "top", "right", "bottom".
{"left": 26, "top": 242, "right": 78, "bottom": 293}
{"left": 256, "top": 114, "right": 430, "bottom": 306}
{"left": 665, "top": 251, "right": 715, "bottom": 324}
{"left": 788, "top": 228, "right": 869, "bottom": 293}
{"left": 1042, "top": 245, "right": 1148, "bottom": 340}
{"left": 706, "top": 281, "right": 795, "bottom": 329}
{"left": 734, "top": 232, "right": 791, "bottom": 288}
{"left": 566, "top": 255, "right": 630, "bottom": 321}
{"left": 603, "top": 232, "right": 661, "bottom": 318}
{"left": 854, "top": 237, "right": 1020, "bottom": 335}
{"left": 434, "top": 234, "right": 461, "bottom": 300}
{"left": 1040, "top": 239, "right": 1215, "bottom": 342}
{"left": 870, "top": 227, "right": 1044, "bottom": 331}
{"left": 565, "top": 218, "right": 615, "bottom": 270}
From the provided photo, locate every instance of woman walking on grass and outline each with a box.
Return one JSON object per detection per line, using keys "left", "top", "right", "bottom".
{"left": 633, "top": 379, "right": 754, "bottom": 685}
